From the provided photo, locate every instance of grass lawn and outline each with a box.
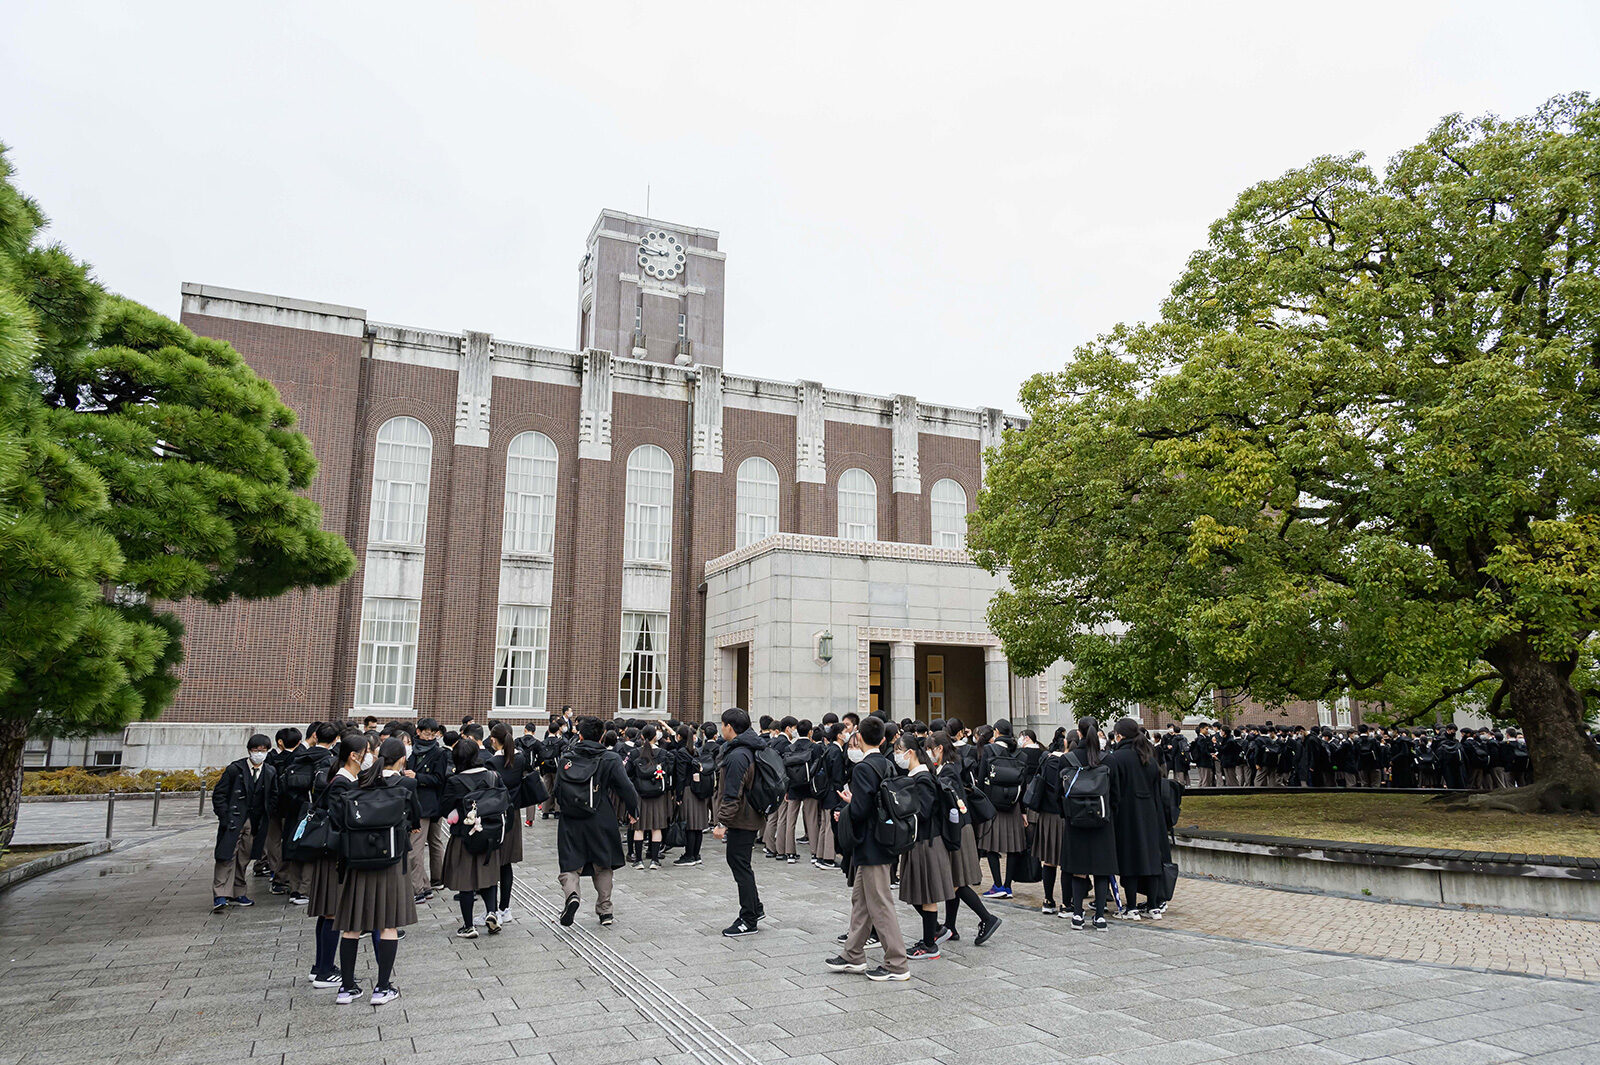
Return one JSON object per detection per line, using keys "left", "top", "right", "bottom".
{"left": 0, "top": 843, "right": 74, "bottom": 874}
{"left": 1182, "top": 792, "right": 1600, "bottom": 858}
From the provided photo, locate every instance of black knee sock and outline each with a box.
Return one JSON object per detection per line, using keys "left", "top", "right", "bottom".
{"left": 375, "top": 937, "right": 397, "bottom": 990}
{"left": 687, "top": 830, "right": 702, "bottom": 859}
{"left": 500, "top": 864, "right": 513, "bottom": 904}
{"left": 648, "top": 840, "right": 660, "bottom": 861}
{"left": 920, "top": 908, "right": 941, "bottom": 945}
{"left": 459, "top": 892, "right": 474, "bottom": 928}
{"left": 317, "top": 918, "right": 339, "bottom": 975}
{"left": 957, "top": 885, "right": 992, "bottom": 923}
{"left": 1004, "top": 852, "right": 1019, "bottom": 889}
{"left": 986, "top": 853, "right": 1001, "bottom": 884}
{"left": 944, "top": 897, "right": 959, "bottom": 931}
{"left": 312, "top": 916, "right": 329, "bottom": 974}
{"left": 481, "top": 886, "right": 498, "bottom": 914}
{"left": 339, "top": 936, "right": 358, "bottom": 989}
{"left": 1042, "top": 865, "right": 1057, "bottom": 903}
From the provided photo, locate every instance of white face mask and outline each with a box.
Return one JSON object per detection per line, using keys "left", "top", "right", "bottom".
{"left": 360, "top": 752, "right": 375, "bottom": 771}
{"left": 249, "top": 751, "right": 267, "bottom": 766}
{"left": 403, "top": 743, "right": 413, "bottom": 760}
{"left": 847, "top": 746, "right": 868, "bottom": 764}
{"left": 893, "top": 751, "right": 911, "bottom": 770}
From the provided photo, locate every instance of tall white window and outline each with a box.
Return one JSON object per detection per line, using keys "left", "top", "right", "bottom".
{"left": 493, "top": 604, "right": 550, "bottom": 711}
{"left": 931, "top": 478, "right": 969, "bottom": 549}
{"left": 502, "top": 432, "right": 559, "bottom": 555}
{"left": 619, "top": 611, "right": 667, "bottom": 712}
{"left": 838, "top": 468, "right": 877, "bottom": 541}
{"left": 624, "top": 445, "right": 674, "bottom": 563}
{"left": 736, "top": 456, "right": 780, "bottom": 549}
{"left": 368, "top": 417, "right": 432, "bottom": 546}
{"left": 677, "top": 312, "right": 687, "bottom": 339}
{"left": 355, "top": 597, "right": 420, "bottom": 709}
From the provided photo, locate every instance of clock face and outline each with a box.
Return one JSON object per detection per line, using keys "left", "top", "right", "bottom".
{"left": 638, "top": 229, "right": 687, "bottom": 280}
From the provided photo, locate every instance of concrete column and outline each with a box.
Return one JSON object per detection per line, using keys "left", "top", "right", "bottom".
{"left": 984, "top": 645, "right": 1011, "bottom": 723}
{"left": 890, "top": 641, "right": 916, "bottom": 722}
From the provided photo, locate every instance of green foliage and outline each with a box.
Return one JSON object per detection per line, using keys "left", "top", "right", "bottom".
{"left": 972, "top": 94, "right": 1600, "bottom": 791}
{"left": 0, "top": 143, "right": 356, "bottom": 745}
{"left": 22, "top": 766, "right": 225, "bottom": 796}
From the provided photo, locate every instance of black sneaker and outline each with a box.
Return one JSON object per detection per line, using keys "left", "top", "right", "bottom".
{"left": 395, "top": 929, "right": 406, "bottom": 941}
{"left": 310, "top": 972, "right": 340, "bottom": 988}
{"left": 485, "top": 913, "right": 501, "bottom": 935}
{"left": 836, "top": 932, "right": 849, "bottom": 943}
{"left": 1041, "top": 900, "right": 1058, "bottom": 915}
{"left": 649, "top": 860, "right": 660, "bottom": 871}
{"left": 865, "top": 966, "right": 909, "bottom": 982}
{"left": 1070, "top": 913, "right": 1085, "bottom": 929}
{"left": 598, "top": 913, "right": 614, "bottom": 927}
{"left": 671, "top": 855, "right": 698, "bottom": 866}
{"left": 785, "top": 854, "right": 797, "bottom": 864}
{"left": 763, "top": 849, "right": 777, "bottom": 859}
{"left": 796, "top": 836, "right": 809, "bottom": 845}
{"left": 560, "top": 893, "right": 580, "bottom": 927}
{"left": 722, "top": 919, "right": 758, "bottom": 938}
{"left": 825, "top": 956, "right": 869, "bottom": 973}
{"left": 289, "top": 893, "right": 308, "bottom": 906}
{"left": 755, "top": 906, "right": 767, "bottom": 923}
{"left": 269, "top": 882, "right": 288, "bottom": 895}
{"left": 974, "top": 915, "right": 1003, "bottom": 947}
{"left": 455, "top": 925, "right": 478, "bottom": 939}
{"left": 934, "top": 926, "right": 958, "bottom": 944}
{"left": 907, "top": 941, "right": 940, "bottom": 961}
{"left": 1093, "top": 915, "right": 1108, "bottom": 930}
{"left": 335, "top": 984, "right": 364, "bottom": 1005}
{"left": 866, "top": 935, "right": 880, "bottom": 949}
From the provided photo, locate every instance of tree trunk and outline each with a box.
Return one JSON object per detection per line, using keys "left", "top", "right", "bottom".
{"left": 0, "top": 716, "right": 29, "bottom": 853}
{"left": 1484, "top": 640, "right": 1600, "bottom": 813}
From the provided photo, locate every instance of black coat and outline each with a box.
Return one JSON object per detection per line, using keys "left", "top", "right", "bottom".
{"left": 213, "top": 757, "right": 274, "bottom": 862}
{"left": 1058, "top": 751, "right": 1118, "bottom": 876}
{"left": 555, "top": 741, "right": 638, "bottom": 874}
{"left": 410, "top": 739, "right": 452, "bottom": 819}
{"left": 487, "top": 748, "right": 546, "bottom": 808}
{"left": 1105, "top": 745, "right": 1165, "bottom": 878}
{"left": 817, "top": 742, "right": 847, "bottom": 811}
{"left": 844, "top": 752, "right": 896, "bottom": 868}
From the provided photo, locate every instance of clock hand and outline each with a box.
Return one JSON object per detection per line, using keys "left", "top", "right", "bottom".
{"left": 641, "top": 245, "right": 669, "bottom": 257}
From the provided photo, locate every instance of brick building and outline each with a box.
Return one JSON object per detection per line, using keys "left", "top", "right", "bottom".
{"left": 79, "top": 210, "right": 1086, "bottom": 769}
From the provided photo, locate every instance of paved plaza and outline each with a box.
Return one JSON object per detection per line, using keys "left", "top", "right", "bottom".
{"left": 1, "top": 803, "right": 1597, "bottom": 1065}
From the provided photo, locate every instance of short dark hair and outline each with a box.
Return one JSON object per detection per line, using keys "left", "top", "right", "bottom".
{"left": 247, "top": 733, "right": 271, "bottom": 750}
{"left": 722, "top": 707, "right": 751, "bottom": 733}
{"left": 417, "top": 717, "right": 440, "bottom": 732}
{"left": 314, "top": 722, "right": 339, "bottom": 745}
{"left": 857, "top": 716, "right": 885, "bottom": 746}
{"left": 577, "top": 717, "right": 603, "bottom": 742}
{"left": 779, "top": 716, "right": 798, "bottom": 731}
{"left": 758, "top": 715, "right": 774, "bottom": 732}
{"left": 281, "top": 727, "right": 302, "bottom": 748}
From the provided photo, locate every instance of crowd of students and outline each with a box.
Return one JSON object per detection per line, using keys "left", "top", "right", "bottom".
{"left": 1148, "top": 722, "right": 1534, "bottom": 790}
{"left": 206, "top": 707, "right": 1185, "bottom": 999}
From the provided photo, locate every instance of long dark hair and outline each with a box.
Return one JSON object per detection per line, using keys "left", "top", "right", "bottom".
{"left": 1075, "top": 716, "right": 1103, "bottom": 767}
{"left": 362, "top": 737, "right": 405, "bottom": 787}
{"left": 927, "top": 730, "right": 954, "bottom": 767}
{"left": 1114, "top": 717, "right": 1152, "bottom": 765}
{"left": 330, "top": 732, "right": 370, "bottom": 784}
{"left": 452, "top": 736, "right": 480, "bottom": 772}
{"left": 489, "top": 722, "right": 515, "bottom": 765}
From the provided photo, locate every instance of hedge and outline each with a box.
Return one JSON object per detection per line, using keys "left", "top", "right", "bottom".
{"left": 22, "top": 767, "right": 226, "bottom": 796}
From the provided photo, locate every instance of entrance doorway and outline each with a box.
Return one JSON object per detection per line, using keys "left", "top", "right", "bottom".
{"left": 915, "top": 644, "right": 985, "bottom": 725}
{"left": 868, "top": 642, "right": 889, "bottom": 716}
{"left": 734, "top": 645, "right": 750, "bottom": 711}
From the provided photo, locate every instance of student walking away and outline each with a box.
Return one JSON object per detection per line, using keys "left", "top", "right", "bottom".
{"left": 674, "top": 725, "right": 713, "bottom": 867}
{"left": 1105, "top": 719, "right": 1167, "bottom": 920}
{"left": 261, "top": 728, "right": 299, "bottom": 887}
{"left": 440, "top": 737, "right": 512, "bottom": 938}
{"left": 714, "top": 707, "right": 784, "bottom": 938}
{"left": 211, "top": 734, "right": 276, "bottom": 912}
{"left": 1059, "top": 717, "right": 1118, "bottom": 929}
{"left": 1022, "top": 737, "right": 1067, "bottom": 915}
{"left": 825, "top": 716, "right": 910, "bottom": 981}
{"left": 409, "top": 718, "right": 451, "bottom": 899}
{"left": 626, "top": 726, "right": 672, "bottom": 869}
{"left": 330, "top": 738, "right": 420, "bottom": 1005}
{"left": 976, "top": 722, "right": 1028, "bottom": 899}
{"left": 281, "top": 723, "right": 339, "bottom": 905}
{"left": 301, "top": 732, "right": 366, "bottom": 989}
{"left": 554, "top": 716, "right": 639, "bottom": 926}
{"left": 891, "top": 735, "right": 956, "bottom": 961}
{"left": 539, "top": 719, "right": 569, "bottom": 818}
{"left": 516, "top": 724, "right": 543, "bottom": 825}
{"left": 927, "top": 732, "right": 999, "bottom": 945}
{"left": 486, "top": 723, "right": 544, "bottom": 923}
{"left": 808, "top": 724, "right": 846, "bottom": 870}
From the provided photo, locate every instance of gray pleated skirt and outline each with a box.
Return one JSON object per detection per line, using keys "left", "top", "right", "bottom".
{"left": 681, "top": 790, "right": 714, "bottom": 831}
{"left": 496, "top": 814, "right": 523, "bottom": 866}
{"left": 442, "top": 834, "right": 500, "bottom": 892}
{"left": 1031, "top": 811, "right": 1063, "bottom": 866}
{"left": 636, "top": 794, "right": 672, "bottom": 832}
{"left": 305, "top": 855, "right": 341, "bottom": 916}
{"left": 898, "top": 838, "right": 956, "bottom": 906}
{"left": 948, "top": 823, "right": 982, "bottom": 887}
{"left": 334, "top": 862, "right": 418, "bottom": 931}
{"left": 978, "top": 805, "right": 1028, "bottom": 854}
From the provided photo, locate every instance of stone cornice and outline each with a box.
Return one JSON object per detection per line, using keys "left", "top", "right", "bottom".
{"left": 704, "top": 533, "right": 975, "bottom": 580}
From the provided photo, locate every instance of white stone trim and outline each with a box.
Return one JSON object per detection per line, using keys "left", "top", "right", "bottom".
{"left": 579, "top": 349, "right": 614, "bottom": 461}
{"left": 711, "top": 628, "right": 755, "bottom": 717}
{"left": 892, "top": 394, "right": 921, "bottom": 495}
{"left": 704, "top": 532, "right": 973, "bottom": 580}
{"left": 455, "top": 331, "right": 493, "bottom": 447}
{"left": 796, "top": 380, "right": 827, "bottom": 484}
{"left": 692, "top": 366, "right": 725, "bottom": 473}
{"left": 180, "top": 283, "right": 366, "bottom": 337}
{"left": 368, "top": 323, "right": 464, "bottom": 372}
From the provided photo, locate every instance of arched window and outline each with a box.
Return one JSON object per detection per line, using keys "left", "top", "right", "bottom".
{"left": 930, "top": 478, "right": 969, "bottom": 549}
{"left": 736, "top": 456, "right": 780, "bottom": 549}
{"left": 502, "top": 431, "right": 559, "bottom": 555}
{"left": 368, "top": 416, "right": 432, "bottom": 546}
{"left": 624, "top": 445, "right": 674, "bottom": 563}
{"left": 837, "top": 468, "right": 877, "bottom": 541}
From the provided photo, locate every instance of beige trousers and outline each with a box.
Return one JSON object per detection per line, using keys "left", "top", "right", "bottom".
{"left": 212, "top": 821, "right": 253, "bottom": 899}
{"left": 840, "top": 862, "right": 907, "bottom": 974}
{"left": 558, "top": 868, "right": 615, "bottom": 916}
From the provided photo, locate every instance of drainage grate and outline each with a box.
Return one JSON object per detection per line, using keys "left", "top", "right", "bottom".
{"left": 510, "top": 883, "right": 762, "bottom": 1065}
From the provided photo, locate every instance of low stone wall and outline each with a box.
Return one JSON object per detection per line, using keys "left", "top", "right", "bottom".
{"left": 1174, "top": 829, "right": 1600, "bottom": 920}
{"left": 0, "top": 841, "right": 113, "bottom": 892}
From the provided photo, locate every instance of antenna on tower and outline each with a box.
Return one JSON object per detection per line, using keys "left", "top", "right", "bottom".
{"left": 646, "top": 184, "right": 651, "bottom": 216}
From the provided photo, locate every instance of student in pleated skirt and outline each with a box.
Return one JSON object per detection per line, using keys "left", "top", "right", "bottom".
{"left": 975, "top": 725, "right": 1029, "bottom": 897}
{"left": 306, "top": 732, "right": 364, "bottom": 989}
{"left": 440, "top": 737, "right": 503, "bottom": 938}
{"left": 894, "top": 735, "right": 955, "bottom": 960}
{"left": 673, "top": 725, "right": 712, "bottom": 867}
{"left": 807, "top": 725, "right": 844, "bottom": 869}
{"left": 1025, "top": 747, "right": 1067, "bottom": 914}
{"left": 332, "top": 738, "right": 419, "bottom": 1005}
{"left": 485, "top": 724, "right": 530, "bottom": 925}
{"left": 928, "top": 732, "right": 1001, "bottom": 946}
{"left": 626, "top": 727, "right": 672, "bottom": 870}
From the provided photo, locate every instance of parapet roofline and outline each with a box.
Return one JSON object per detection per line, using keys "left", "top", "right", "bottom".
{"left": 588, "top": 208, "right": 720, "bottom": 245}
{"left": 180, "top": 282, "right": 366, "bottom": 322}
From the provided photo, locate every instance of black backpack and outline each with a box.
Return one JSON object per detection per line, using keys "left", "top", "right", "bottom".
{"left": 556, "top": 748, "right": 603, "bottom": 817}
{"left": 538, "top": 736, "right": 566, "bottom": 776}
{"left": 285, "top": 806, "right": 337, "bottom": 862}
{"left": 985, "top": 749, "right": 1026, "bottom": 810}
{"left": 631, "top": 753, "right": 666, "bottom": 799}
{"left": 747, "top": 746, "right": 788, "bottom": 817}
{"left": 338, "top": 786, "right": 409, "bottom": 871}
{"left": 933, "top": 774, "right": 967, "bottom": 851}
{"left": 459, "top": 776, "right": 511, "bottom": 856}
{"left": 783, "top": 742, "right": 816, "bottom": 797}
{"left": 873, "top": 775, "right": 920, "bottom": 856}
{"left": 689, "top": 749, "right": 718, "bottom": 800}
{"left": 1159, "top": 776, "right": 1185, "bottom": 830}
{"left": 1061, "top": 755, "right": 1112, "bottom": 829}
{"left": 281, "top": 758, "right": 318, "bottom": 803}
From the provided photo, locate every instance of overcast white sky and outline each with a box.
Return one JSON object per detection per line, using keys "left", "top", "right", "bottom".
{"left": 3, "top": 2, "right": 1597, "bottom": 411}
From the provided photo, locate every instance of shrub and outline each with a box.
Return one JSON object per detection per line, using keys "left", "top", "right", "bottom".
{"left": 22, "top": 767, "right": 224, "bottom": 796}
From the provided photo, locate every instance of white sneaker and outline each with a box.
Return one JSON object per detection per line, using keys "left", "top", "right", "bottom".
{"left": 1116, "top": 908, "right": 1142, "bottom": 921}
{"left": 497, "top": 909, "right": 513, "bottom": 924}
{"left": 1146, "top": 905, "right": 1165, "bottom": 920}
{"left": 370, "top": 986, "right": 400, "bottom": 1006}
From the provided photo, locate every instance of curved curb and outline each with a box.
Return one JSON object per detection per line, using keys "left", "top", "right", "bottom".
{"left": 0, "top": 840, "right": 113, "bottom": 892}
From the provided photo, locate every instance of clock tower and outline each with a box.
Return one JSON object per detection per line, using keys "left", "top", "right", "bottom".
{"left": 577, "top": 209, "right": 726, "bottom": 368}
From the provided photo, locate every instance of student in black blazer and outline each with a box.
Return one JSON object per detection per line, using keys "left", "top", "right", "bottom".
{"left": 211, "top": 734, "right": 275, "bottom": 912}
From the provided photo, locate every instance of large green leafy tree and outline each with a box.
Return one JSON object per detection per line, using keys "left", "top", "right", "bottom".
{"left": 971, "top": 94, "right": 1600, "bottom": 812}
{"left": 0, "top": 148, "right": 355, "bottom": 847}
